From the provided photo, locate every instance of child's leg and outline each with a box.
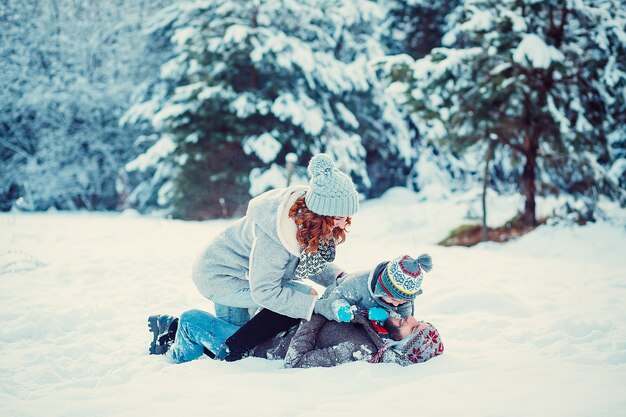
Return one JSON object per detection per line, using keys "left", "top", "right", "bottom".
{"left": 168, "top": 309, "right": 241, "bottom": 363}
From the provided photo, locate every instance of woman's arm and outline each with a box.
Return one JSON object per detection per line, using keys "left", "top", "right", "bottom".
{"left": 308, "top": 263, "right": 345, "bottom": 287}
{"left": 249, "top": 226, "right": 318, "bottom": 320}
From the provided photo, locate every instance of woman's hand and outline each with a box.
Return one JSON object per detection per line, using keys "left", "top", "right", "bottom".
{"left": 309, "top": 288, "right": 318, "bottom": 296}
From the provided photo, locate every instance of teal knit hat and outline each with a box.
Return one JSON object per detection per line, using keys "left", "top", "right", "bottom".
{"left": 375, "top": 254, "right": 433, "bottom": 301}
{"left": 304, "top": 154, "right": 359, "bottom": 217}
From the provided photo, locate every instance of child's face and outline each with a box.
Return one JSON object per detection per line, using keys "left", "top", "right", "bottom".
{"left": 381, "top": 296, "right": 409, "bottom": 307}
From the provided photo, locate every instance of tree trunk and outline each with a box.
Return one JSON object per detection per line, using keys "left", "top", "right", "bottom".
{"left": 482, "top": 139, "right": 495, "bottom": 241}
{"left": 519, "top": 88, "right": 539, "bottom": 227}
{"left": 250, "top": 7, "right": 259, "bottom": 89}
{"left": 521, "top": 135, "right": 538, "bottom": 226}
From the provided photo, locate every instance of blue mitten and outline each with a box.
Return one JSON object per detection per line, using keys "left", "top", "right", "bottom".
{"left": 368, "top": 307, "right": 389, "bottom": 322}
{"left": 335, "top": 305, "right": 356, "bottom": 322}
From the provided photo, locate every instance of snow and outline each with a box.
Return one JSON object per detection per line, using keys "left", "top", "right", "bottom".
{"left": 157, "top": 181, "right": 175, "bottom": 206}
{"left": 461, "top": 7, "right": 494, "bottom": 32}
{"left": 223, "top": 24, "right": 249, "bottom": 44}
{"left": 411, "top": 47, "right": 483, "bottom": 84}
{"left": 502, "top": 9, "right": 527, "bottom": 32}
{"left": 608, "top": 158, "right": 626, "bottom": 184}
{"left": 248, "top": 164, "right": 307, "bottom": 197}
{"left": 160, "top": 57, "right": 187, "bottom": 79}
{"left": 513, "top": 34, "right": 565, "bottom": 69}
{"left": 125, "top": 135, "right": 176, "bottom": 172}
{"left": 152, "top": 103, "right": 193, "bottom": 130}
{"left": 335, "top": 102, "right": 359, "bottom": 129}
{"left": 243, "top": 133, "right": 282, "bottom": 164}
{"left": 547, "top": 94, "right": 571, "bottom": 134}
{"left": 271, "top": 92, "right": 325, "bottom": 136}
{"left": 1, "top": 189, "right": 625, "bottom": 416}
{"left": 230, "top": 94, "right": 259, "bottom": 118}
{"left": 171, "top": 27, "right": 196, "bottom": 46}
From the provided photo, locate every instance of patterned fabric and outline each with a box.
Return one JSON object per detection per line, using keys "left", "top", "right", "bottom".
{"left": 369, "top": 343, "right": 389, "bottom": 363}
{"left": 392, "top": 321, "right": 444, "bottom": 364}
{"left": 376, "top": 254, "right": 432, "bottom": 301}
{"left": 356, "top": 310, "right": 390, "bottom": 339}
{"left": 294, "top": 238, "right": 336, "bottom": 280}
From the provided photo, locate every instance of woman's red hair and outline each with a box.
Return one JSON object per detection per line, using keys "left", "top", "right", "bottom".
{"left": 288, "top": 196, "right": 350, "bottom": 253}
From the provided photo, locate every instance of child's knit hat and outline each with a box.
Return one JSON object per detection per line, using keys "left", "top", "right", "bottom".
{"left": 375, "top": 254, "right": 432, "bottom": 301}
{"left": 305, "top": 153, "right": 359, "bottom": 217}
{"left": 393, "top": 321, "right": 444, "bottom": 364}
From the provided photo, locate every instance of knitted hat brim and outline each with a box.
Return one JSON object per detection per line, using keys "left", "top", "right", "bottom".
{"left": 304, "top": 192, "right": 359, "bottom": 217}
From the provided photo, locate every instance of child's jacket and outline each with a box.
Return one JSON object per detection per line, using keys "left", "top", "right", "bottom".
{"left": 313, "top": 262, "right": 414, "bottom": 321}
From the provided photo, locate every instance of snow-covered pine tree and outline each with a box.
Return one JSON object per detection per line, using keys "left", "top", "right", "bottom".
{"left": 0, "top": 0, "right": 172, "bottom": 211}
{"left": 386, "top": 0, "right": 626, "bottom": 226}
{"left": 380, "top": 0, "right": 461, "bottom": 59}
{"left": 376, "top": 0, "right": 472, "bottom": 197}
{"left": 123, "top": 0, "right": 412, "bottom": 219}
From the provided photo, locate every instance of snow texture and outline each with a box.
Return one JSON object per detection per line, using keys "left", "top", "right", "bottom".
{"left": 513, "top": 34, "right": 564, "bottom": 69}
{"left": 1, "top": 189, "right": 625, "bottom": 417}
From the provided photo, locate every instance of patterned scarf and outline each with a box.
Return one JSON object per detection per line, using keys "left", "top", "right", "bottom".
{"left": 294, "top": 238, "right": 336, "bottom": 280}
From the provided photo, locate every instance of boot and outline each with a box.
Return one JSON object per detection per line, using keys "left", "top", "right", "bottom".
{"left": 148, "top": 314, "right": 178, "bottom": 355}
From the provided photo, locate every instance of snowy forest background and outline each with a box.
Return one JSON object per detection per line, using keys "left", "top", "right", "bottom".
{"left": 2, "top": 0, "right": 625, "bottom": 224}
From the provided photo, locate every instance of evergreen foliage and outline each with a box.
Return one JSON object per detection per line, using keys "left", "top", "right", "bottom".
{"left": 382, "top": 0, "right": 461, "bottom": 59}
{"left": 385, "top": 0, "right": 626, "bottom": 225}
{"left": 123, "top": 0, "right": 413, "bottom": 219}
{"left": 2, "top": 0, "right": 623, "bottom": 223}
{"left": 0, "top": 0, "right": 172, "bottom": 211}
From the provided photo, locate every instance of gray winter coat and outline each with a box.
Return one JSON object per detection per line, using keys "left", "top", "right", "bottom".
{"left": 313, "top": 262, "right": 414, "bottom": 321}
{"left": 192, "top": 186, "right": 343, "bottom": 320}
{"left": 250, "top": 313, "right": 406, "bottom": 367}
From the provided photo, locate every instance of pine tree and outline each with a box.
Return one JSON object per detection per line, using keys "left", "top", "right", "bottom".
{"left": 0, "top": 0, "right": 172, "bottom": 211}
{"left": 381, "top": 0, "right": 461, "bottom": 59}
{"left": 123, "top": 0, "right": 413, "bottom": 219}
{"left": 388, "top": 0, "right": 626, "bottom": 226}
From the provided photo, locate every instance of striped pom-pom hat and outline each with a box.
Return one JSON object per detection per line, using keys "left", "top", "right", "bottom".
{"left": 375, "top": 254, "right": 433, "bottom": 301}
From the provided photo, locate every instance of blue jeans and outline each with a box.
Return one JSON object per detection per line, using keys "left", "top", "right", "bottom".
{"left": 212, "top": 288, "right": 257, "bottom": 327}
{"left": 212, "top": 281, "right": 313, "bottom": 327}
{"left": 168, "top": 309, "right": 240, "bottom": 363}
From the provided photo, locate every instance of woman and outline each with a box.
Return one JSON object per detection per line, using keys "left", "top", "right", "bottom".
{"left": 192, "top": 153, "right": 359, "bottom": 326}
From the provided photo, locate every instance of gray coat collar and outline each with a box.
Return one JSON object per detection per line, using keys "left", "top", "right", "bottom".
{"left": 246, "top": 185, "right": 309, "bottom": 257}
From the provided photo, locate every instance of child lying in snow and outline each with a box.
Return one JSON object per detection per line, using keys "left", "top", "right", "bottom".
{"left": 314, "top": 254, "right": 432, "bottom": 323}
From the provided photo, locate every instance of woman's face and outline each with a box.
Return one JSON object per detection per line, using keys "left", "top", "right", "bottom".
{"left": 332, "top": 216, "right": 348, "bottom": 230}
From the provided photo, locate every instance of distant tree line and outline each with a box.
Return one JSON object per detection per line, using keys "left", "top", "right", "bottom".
{"left": 1, "top": 0, "right": 624, "bottom": 224}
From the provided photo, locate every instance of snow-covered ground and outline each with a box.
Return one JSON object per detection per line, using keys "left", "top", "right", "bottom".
{"left": 1, "top": 187, "right": 625, "bottom": 417}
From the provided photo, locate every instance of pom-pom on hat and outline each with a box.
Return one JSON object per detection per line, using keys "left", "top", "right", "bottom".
{"left": 304, "top": 153, "right": 359, "bottom": 217}
{"left": 375, "top": 254, "right": 433, "bottom": 301}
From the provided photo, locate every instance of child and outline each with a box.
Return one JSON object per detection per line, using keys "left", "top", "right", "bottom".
{"left": 314, "top": 254, "right": 432, "bottom": 323}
